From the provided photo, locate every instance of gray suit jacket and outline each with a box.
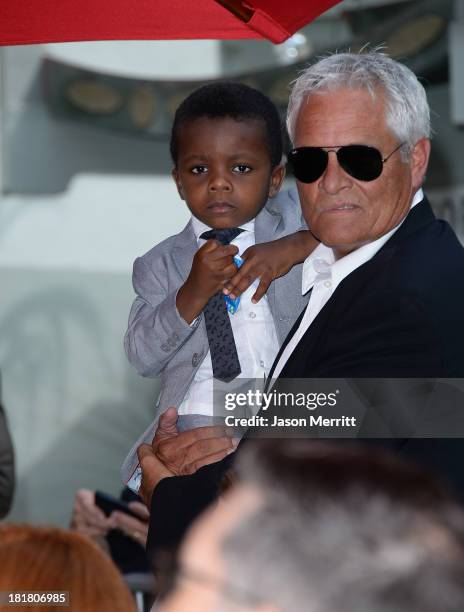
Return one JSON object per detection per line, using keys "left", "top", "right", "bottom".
{"left": 122, "top": 187, "right": 308, "bottom": 481}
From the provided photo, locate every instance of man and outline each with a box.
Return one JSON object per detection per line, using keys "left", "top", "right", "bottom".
{"left": 159, "top": 440, "right": 464, "bottom": 612}
{"left": 140, "top": 50, "right": 464, "bottom": 557}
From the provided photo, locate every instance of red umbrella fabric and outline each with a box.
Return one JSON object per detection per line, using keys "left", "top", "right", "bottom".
{"left": 0, "top": 0, "right": 341, "bottom": 46}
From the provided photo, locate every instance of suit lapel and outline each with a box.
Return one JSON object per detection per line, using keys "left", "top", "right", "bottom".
{"left": 171, "top": 220, "right": 198, "bottom": 282}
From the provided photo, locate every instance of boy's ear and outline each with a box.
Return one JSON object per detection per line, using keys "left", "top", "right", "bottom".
{"left": 268, "top": 164, "right": 286, "bottom": 198}
{"left": 171, "top": 168, "right": 185, "bottom": 201}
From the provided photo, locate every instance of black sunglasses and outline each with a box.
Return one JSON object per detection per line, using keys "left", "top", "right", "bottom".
{"left": 288, "top": 142, "right": 405, "bottom": 183}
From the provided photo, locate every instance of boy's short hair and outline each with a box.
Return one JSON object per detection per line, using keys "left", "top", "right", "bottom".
{"left": 170, "top": 81, "right": 283, "bottom": 168}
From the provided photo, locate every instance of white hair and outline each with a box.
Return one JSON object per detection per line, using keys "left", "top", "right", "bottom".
{"left": 286, "top": 50, "right": 431, "bottom": 160}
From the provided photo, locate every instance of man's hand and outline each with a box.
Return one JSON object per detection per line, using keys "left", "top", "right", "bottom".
{"left": 137, "top": 407, "right": 237, "bottom": 507}
{"left": 223, "top": 231, "right": 319, "bottom": 302}
{"left": 154, "top": 408, "right": 236, "bottom": 476}
{"left": 176, "top": 240, "right": 238, "bottom": 323}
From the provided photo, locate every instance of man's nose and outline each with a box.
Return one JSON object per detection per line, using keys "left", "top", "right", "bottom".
{"left": 208, "top": 170, "right": 232, "bottom": 192}
{"left": 319, "top": 150, "right": 352, "bottom": 194}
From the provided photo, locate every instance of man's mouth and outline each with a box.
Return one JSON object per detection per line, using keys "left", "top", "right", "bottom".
{"left": 324, "top": 203, "right": 361, "bottom": 213}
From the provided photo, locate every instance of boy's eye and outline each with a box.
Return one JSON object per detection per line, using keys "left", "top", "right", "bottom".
{"left": 233, "top": 165, "right": 252, "bottom": 173}
{"left": 191, "top": 166, "right": 208, "bottom": 174}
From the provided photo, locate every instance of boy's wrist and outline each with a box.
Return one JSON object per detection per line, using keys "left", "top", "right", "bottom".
{"left": 176, "top": 281, "right": 211, "bottom": 324}
{"left": 289, "top": 230, "right": 319, "bottom": 264}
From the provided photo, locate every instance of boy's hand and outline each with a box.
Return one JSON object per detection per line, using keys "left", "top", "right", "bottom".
{"left": 177, "top": 239, "right": 238, "bottom": 323}
{"left": 223, "top": 231, "right": 319, "bottom": 302}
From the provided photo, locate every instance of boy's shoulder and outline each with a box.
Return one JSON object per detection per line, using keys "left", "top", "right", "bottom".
{"left": 138, "top": 219, "right": 194, "bottom": 264}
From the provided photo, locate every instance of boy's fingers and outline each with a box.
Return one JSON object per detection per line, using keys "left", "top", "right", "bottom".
{"left": 251, "top": 275, "right": 271, "bottom": 303}
{"left": 208, "top": 244, "right": 238, "bottom": 260}
{"left": 223, "top": 260, "right": 256, "bottom": 297}
{"left": 200, "top": 239, "right": 220, "bottom": 253}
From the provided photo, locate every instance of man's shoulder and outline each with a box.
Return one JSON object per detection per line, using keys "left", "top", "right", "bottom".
{"left": 366, "top": 210, "right": 464, "bottom": 300}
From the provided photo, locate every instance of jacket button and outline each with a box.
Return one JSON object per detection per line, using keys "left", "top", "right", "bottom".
{"left": 192, "top": 353, "right": 200, "bottom": 367}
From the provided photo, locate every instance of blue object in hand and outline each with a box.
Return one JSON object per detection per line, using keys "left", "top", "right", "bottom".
{"left": 224, "top": 255, "right": 244, "bottom": 314}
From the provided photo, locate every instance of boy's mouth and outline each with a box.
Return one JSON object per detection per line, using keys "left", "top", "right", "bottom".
{"left": 206, "top": 201, "right": 236, "bottom": 213}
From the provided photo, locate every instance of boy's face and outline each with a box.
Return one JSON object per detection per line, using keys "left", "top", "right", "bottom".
{"left": 172, "top": 117, "right": 285, "bottom": 229}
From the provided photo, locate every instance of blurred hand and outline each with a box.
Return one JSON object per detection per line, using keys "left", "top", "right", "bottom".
{"left": 70, "top": 489, "right": 112, "bottom": 539}
{"left": 109, "top": 501, "right": 150, "bottom": 548}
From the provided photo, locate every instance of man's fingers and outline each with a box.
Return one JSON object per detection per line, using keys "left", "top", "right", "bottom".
{"left": 187, "top": 435, "right": 234, "bottom": 463}
{"left": 154, "top": 407, "right": 179, "bottom": 445}
{"left": 137, "top": 442, "right": 154, "bottom": 463}
{"left": 157, "top": 425, "right": 229, "bottom": 456}
{"left": 137, "top": 442, "right": 174, "bottom": 507}
{"left": 181, "top": 447, "right": 237, "bottom": 476}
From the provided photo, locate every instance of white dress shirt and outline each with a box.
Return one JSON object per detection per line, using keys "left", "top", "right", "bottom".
{"left": 271, "top": 189, "right": 424, "bottom": 380}
{"left": 178, "top": 216, "right": 280, "bottom": 416}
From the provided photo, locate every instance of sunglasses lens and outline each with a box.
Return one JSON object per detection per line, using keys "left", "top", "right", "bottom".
{"left": 288, "top": 148, "right": 327, "bottom": 183}
{"left": 338, "top": 145, "right": 383, "bottom": 181}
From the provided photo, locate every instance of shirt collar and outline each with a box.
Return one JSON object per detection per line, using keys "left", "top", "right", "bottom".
{"left": 191, "top": 216, "right": 255, "bottom": 242}
{"left": 301, "top": 188, "right": 424, "bottom": 295}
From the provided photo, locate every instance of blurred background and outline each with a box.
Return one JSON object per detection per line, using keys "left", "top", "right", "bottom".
{"left": 1, "top": 0, "right": 463, "bottom": 526}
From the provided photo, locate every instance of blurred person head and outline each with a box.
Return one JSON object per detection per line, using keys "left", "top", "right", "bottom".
{"left": 286, "top": 51, "right": 431, "bottom": 258}
{"left": 160, "top": 440, "right": 464, "bottom": 612}
{"left": 170, "top": 82, "right": 285, "bottom": 230}
{"left": 0, "top": 524, "right": 136, "bottom": 612}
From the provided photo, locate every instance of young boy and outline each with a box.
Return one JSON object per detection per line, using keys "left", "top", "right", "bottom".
{"left": 122, "top": 82, "right": 315, "bottom": 489}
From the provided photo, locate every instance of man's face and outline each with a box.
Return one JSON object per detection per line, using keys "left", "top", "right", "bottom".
{"left": 172, "top": 117, "right": 284, "bottom": 229}
{"left": 159, "top": 485, "right": 274, "bottom": 612}
{"left": 293, "top": 87, "right": 430, "bottom": 258}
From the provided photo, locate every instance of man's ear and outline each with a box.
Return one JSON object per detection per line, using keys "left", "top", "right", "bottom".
{"left": 268, "top": 164, "right": 286, "bottom": 198}
{"left": 410, "top": 138, "right": 431, "bottom": 191}
{"left": 172, "top": 167, "right": 185, "bottom": 201}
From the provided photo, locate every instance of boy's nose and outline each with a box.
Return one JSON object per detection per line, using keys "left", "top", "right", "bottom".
{"left": 208, "top": 172, "right": 232, "bottom": 192}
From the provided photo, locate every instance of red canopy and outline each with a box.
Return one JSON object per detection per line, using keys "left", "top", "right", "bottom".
{"left": 0, "top": 0, "right": 341, "bottom": 46}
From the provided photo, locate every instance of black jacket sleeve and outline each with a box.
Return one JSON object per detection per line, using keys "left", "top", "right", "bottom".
{"left": 146, "top": 453, "right": 234, "bottom": 563}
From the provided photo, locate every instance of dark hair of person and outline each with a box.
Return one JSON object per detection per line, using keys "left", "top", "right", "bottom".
{"left": 170, "top": 82, "right": 283, "bottom": 168}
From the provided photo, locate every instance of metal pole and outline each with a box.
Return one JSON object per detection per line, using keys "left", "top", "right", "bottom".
{"left": 0, "top": 47, "right": 5, "bottom": 196}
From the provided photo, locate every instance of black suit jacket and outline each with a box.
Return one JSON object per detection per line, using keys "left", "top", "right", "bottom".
{"left": 276, "top": 197, "right": 464, "bottom": 379}
{"left": 147, "top": 198, "right": 464, "bottom": 559}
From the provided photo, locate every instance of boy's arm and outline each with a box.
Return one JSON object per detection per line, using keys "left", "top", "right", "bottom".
{"left": 124, "top": 257, "right": 201, "bottom": 378}
{"left": 125, "top": 240, "right": 238, "bottom": 377}
{"left": 224, "top": 230, "right": 319, "bottom": 303}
